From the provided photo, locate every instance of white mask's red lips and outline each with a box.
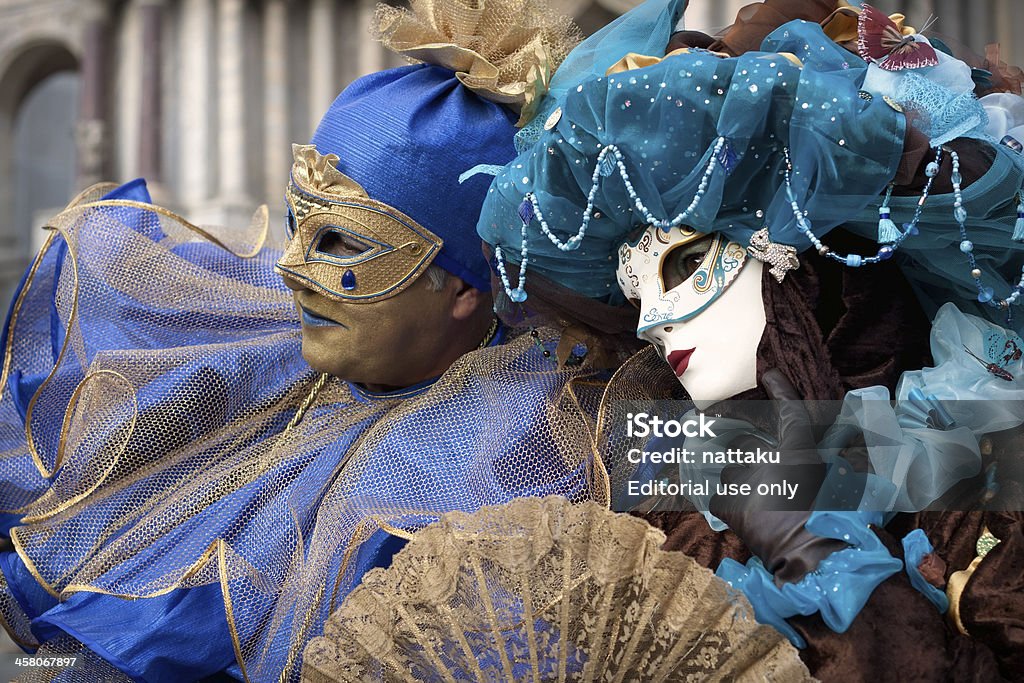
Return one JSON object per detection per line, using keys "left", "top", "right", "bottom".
{"left": 667, "top": 348, "right": 695, "bottom": 376}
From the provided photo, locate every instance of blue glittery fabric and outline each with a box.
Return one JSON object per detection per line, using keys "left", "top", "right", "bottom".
{"left": 716, "top": 510, "right": 903, "bottom": 648}
{"left": 515, "top": 0, "right": 689, "bottom": 154}
{"left": 901, "top": 529, "right": 950, "bottom": 613}
{"left": 311, "top": 64, "right": 518, "bottom": 292}
{"left": 482, "top": 0, "right": 1024, "bottom": 330}
{"left": 478, "top": 16, "right": 905, "bottom": 301}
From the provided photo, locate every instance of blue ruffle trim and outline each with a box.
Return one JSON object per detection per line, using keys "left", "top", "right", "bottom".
{"left": 901, "top": 528, "right": 950, "bottom": 613}
{"left": 715, "top": 510, "right": 902, "bottom": 648}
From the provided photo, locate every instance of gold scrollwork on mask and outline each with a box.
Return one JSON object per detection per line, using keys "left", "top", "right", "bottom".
{"left": 275, "top": 144, "right": 443, "bottom": 304}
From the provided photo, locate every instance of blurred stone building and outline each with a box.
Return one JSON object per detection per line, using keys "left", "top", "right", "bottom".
{"left": 0, "top": 0, "right": 1020, "bottom": 306}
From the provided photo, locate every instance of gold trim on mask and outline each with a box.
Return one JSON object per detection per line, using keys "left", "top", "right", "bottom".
{"left": 275, "top": 144, "right": 443, "bottom": 304}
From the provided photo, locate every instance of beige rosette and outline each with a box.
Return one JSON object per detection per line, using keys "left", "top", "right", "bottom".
{"left": 373, "top": 0, "right": 582, "bottom": 127}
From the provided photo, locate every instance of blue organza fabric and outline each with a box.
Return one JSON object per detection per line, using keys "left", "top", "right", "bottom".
{"left": 821, "top": 304, "right": 1024, "bottom": 512}
{"left": 841, "top": 144, "right": 1024, "bottom": 334}
{"left": 716, "top": 510, "right": 902, "bottom": 648}
{"left": 901, "top": 529, "right": 950, "bottom": 613}
{"left": 479, "top": 15, "right": 905, "bottom": 301}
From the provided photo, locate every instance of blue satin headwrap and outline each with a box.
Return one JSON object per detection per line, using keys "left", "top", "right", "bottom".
{"left": 310, "top": 64, "right": 519, "bottom": 292}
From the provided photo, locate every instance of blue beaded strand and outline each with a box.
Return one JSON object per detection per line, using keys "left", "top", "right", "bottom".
{"left": 494, "top": 212, "right": 530, "bottom": 302}
{"left": 526, "top": 139, "right": 728, "bottom": 254}
{"left": 498, "top": 137, "right": 730, "bottom": 303}
{"left": 947, "top": 148, "right": 1024, "bottom": 315}
{"left": 497, "top": 140, "right": 1024, "bottom": 317}
{"left": 783, "top": 147, "right": 942, "bottom": 266}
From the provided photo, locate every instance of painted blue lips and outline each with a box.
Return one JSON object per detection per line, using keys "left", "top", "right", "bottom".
{"left": 299, "top": 305, "right": 345, "bottom": 328}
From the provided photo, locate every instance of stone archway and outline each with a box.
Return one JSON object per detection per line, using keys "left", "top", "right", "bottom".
{"left": 0, "top": 39, "right": 79, "bottom": 308}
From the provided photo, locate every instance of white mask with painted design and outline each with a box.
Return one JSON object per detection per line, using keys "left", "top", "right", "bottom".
{"left": 616, "top": 225, "right": 766, "bottom": 408}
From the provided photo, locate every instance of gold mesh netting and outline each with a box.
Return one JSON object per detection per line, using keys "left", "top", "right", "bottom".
{"left": 301, "top": 496, "right": 816, "bottom": 682}
{"left": 373, "top": 0, "right": 583, "bottom": 125}
{"left": 0, "top": 187, "right": 613, "bottom": 681}
{"left": 596, "top": 346, "right": 689, "bottom": 503}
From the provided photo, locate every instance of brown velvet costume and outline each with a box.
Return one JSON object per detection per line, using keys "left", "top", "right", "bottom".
{"left": 651, "top": 4, "right": 1024, "bottom": 678}
{"left": 646, "top": 232, "right": 1021, "bottom": 682}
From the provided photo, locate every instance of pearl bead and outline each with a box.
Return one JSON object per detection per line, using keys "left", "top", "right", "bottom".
{"left": 971, "top": 268, "right": 982, "bottom": 278}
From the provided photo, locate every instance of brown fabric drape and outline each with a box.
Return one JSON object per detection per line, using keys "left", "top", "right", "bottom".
{"left": 744, "top": 230, "right": 934, "bottom": 402}
{"left": 708, "top": 0, "right": 839, "bottom": 57}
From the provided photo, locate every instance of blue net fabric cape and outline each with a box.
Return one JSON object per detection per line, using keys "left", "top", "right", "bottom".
{"left": 0, "top": 180, "right": 297, "bottom": 524}
{"left": 0, "top": 183, "right": 609, "bottom": 681}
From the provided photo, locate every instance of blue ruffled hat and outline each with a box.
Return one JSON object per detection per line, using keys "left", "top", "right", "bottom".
{"left": 478, "top": 0, "right": 1024, "bottom": 335}
{"left": 478, "top": 3, "right": 907, "bottom": 303}
{"left": 310, "top": 64, "right": 519, "bottom": 292}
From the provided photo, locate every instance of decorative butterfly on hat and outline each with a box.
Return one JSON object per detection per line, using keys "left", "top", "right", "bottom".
{"left": 857, "top": 3, "right": 939, "bottom": 71}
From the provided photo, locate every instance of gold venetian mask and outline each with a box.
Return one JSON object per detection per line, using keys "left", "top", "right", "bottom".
{"left": 275, "top": 144, "right": 443, "bottom": 303}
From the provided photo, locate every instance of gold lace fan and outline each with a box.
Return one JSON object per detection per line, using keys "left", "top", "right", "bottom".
{"left": 302, "top": 497, "right": 815, "bottom": 682}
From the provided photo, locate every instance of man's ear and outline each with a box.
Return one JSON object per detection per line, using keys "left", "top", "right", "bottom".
{"left": 448, "top": 276, "right": 488, "bottom": 321}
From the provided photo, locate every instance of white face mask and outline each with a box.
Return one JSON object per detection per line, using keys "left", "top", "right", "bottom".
{"left": 616, "top": 226, "right": 767, "bottom": 408}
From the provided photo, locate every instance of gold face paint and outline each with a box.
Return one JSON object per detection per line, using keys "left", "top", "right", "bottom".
{"left": 286, "top": 272, "right": 457, "bottom": 389}
{"left": 275, "top": 144, "right": 443, "bottom": 303}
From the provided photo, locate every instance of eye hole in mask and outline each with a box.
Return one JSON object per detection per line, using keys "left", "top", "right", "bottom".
{"left": 285, "top": 206, "right": 297, "bottom": 240}
{"left": 314, "top": 227, "right": 376, "bottom": 260}
{"left": 661, "top": 234, "right": 715, "bottom": 292}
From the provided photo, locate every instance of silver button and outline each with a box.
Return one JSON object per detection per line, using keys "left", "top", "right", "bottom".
{"left": 544, "top": 107, "right": 562, "bottom": 130}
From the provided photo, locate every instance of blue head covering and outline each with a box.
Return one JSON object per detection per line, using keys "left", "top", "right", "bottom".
{"left": 477, "top": 0, "right": 1024, "bottom": 337}
{"left": 478, "top": 1, "right": 908, "bottom": 303}
{"left": 310, "top": 64, "right": 519, "bottom": 292}
{"left": 516, "top": 0, "right": 689, "bottom": 154}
